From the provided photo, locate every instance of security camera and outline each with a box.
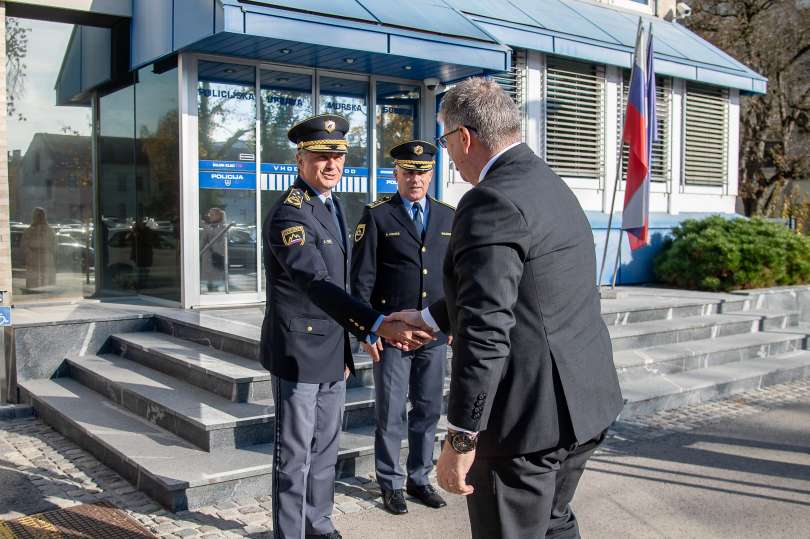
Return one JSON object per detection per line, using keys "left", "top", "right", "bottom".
{"left": 424, "top": 77, "right": 442, "bottom": 93}
{"left": 675, "top": 2, "right": 692, "bottom": 18}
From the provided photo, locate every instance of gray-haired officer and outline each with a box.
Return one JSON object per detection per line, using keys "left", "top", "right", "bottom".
{"left": 261, "top": 116, "right": 432, "bottom": 539}
{"left": 350, "top": 141, "right": 454, "bottom": 515}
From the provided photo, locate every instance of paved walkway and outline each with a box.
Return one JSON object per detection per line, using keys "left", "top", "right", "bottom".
{"left": 2, "top": 379, "right": 809, "bottom": 538}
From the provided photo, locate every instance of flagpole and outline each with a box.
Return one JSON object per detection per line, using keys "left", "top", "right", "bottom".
{"left": 597, "top": 141, "right": 625, "bottom": 287}
{"left": 611, "top": 230, "right": 623, "bottom": 288}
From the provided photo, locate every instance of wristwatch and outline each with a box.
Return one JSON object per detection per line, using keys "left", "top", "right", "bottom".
{"left": 446, "top": 429, "right": 478, "bottom": 453}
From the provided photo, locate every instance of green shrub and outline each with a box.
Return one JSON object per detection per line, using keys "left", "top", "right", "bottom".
{"left": 653, "top": 216, "right": 810, "bottom": 291}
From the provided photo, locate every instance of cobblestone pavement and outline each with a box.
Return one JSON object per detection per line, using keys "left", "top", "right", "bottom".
{"left": 1, "top": 378, "right": 809, "bottom": 538}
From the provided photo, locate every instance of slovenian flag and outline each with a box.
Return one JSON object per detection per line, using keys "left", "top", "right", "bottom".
{"left": 622, "top": 21, "right": 656, "bottom": 250}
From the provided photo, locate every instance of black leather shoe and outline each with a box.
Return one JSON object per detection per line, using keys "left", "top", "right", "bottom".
{"left": 382, "top": 488, "right": 408, "bottom": 514}
{"left": 305, "top": 531, "right": 342, "bottom": 539}
{"left": 406, "top": 482, "right": 447, "bottom": 509}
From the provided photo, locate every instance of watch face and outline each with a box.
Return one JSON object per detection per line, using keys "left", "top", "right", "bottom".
{"left": 450, "top": 432, "right": 475, "bottom": 453}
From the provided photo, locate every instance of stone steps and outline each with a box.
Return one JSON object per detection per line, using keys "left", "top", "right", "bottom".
{"left": 109, "top": 332, "right": 272, "bottom": 402}
{"left": 619, "top": 350, "right": 810, "bottom": 418}
{"left": 614, "top": 331, "right": 806, "bottom": 382}
{"left": 608, "top": 313, "right": 774, "bottom": 351}
{"left": 18, "top": 377, "right": 438, "bottom": 511}
{"left": 63, "top": 354, "right": 449, "bottom": 453}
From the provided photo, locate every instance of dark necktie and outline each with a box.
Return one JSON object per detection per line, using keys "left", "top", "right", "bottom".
{"left": 412, "top": 203, "right": 424, "bottom": 240}
{"left": 324, "top": 197, "right": 345, "bottom": 247}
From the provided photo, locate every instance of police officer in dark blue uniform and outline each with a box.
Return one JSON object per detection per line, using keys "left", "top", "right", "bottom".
{"left": 261, "top": 116, "right": 433, "bottom": 539}
{"left": 350, "top": 141, "right": 455, "bottom": 515}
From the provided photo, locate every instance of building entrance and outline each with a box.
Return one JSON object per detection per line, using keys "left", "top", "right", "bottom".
{"left": 191, "top": 58, "right": 423, "bottom": 306}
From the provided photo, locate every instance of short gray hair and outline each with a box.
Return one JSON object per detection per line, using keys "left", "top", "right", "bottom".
{"left": 438, "top": 77, "right": 521, "bottom": 150}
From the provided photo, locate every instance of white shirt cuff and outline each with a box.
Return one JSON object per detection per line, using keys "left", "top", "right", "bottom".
{"left": 447, "top": 422, "right": 478, "bottom": 435}
{"left": 419, "top": 307, "right": 440, "bottom": 332}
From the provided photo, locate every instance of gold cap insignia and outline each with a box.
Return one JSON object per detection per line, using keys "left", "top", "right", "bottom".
{"left": 354, "top": 224, "right": 366, "bottom": 242}
{"left": 324, "top": 120, "right": 336, "bottom": 133}
{"left": 282, "top": 226, "right": 306, "bottom": 246}
{"left": 414, "top": 145, "right": 424, "bottom": 156}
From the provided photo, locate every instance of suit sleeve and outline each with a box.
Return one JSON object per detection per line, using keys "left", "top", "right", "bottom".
{"left": 350, "top": 207, "right": 377, "bottom": 306}
{"left": 446, "top": 187, "right": 529, "bottom": 433}
{"left": 267, "top": 204, "right": 380, "bottom": 340}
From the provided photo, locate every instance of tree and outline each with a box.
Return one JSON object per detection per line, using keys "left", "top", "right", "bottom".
{"left": 685, "top": 1, "right": 810, "bottom": 217}
{"left": 6, "top": 17, "right": 30, "bottom": 121}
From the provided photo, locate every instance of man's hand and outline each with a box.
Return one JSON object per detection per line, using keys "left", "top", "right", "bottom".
{"left": 344, "top": 366, "right": 351, "bottom": 381}
{"left": 386, "top": 309, "right": 434, "bottom": 332}
{"left": 437, "top": 440, "right": 475, "bottom": 496}
{"left": 376, "top": 317, "right": 435, "bottom": 350}
{"left": 361, "top": 339, "right": 384, "bottom": 363}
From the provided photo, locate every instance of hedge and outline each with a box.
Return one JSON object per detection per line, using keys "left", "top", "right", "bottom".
{"left": 653, "top": 216, "right": 810, "bottom": 292}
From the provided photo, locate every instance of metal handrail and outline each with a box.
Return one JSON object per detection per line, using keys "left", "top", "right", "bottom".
{"left": 200, "top": 222, "right": 235, "bottom": 293}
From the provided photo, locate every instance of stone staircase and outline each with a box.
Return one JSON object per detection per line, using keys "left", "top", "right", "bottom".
{"left": 16, "top": 288, "right": 810, "bottom": 511}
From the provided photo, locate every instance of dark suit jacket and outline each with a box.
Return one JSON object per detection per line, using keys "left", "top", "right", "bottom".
{"left": 429, "top": 143, "right": 623, "bottom": 458}
{"left": 350, "top": 193, "right": 455, "bottom": 348}
{"left": 261, "top": 177, "right": 380, "bottom": 383}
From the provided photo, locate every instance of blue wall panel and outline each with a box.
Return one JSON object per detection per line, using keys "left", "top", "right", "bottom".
{"left": 132, "top": 0, "right": 174, "bottom": 68}
{"left": 589, "top": 212, "right": 741, "bottom": 285}
{"left": 174, "top": 0, "right": 216, "bottom": 50}
{"left": 81, "top": 26, "right": 112, "bottom": 91}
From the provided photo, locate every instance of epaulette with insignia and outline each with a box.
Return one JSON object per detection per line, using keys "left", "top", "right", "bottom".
{"left": 430, "top": 196, "right": 455, "bottom": 210}
{"left": 367, "top": 196, "right": 391, "bottom": 209}
{"left": 283, "top": 188, "right": 309, "bottom": 209}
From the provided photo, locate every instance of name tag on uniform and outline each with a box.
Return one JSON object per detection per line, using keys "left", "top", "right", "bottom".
{"left": 441, "top": 232, "right": 451, "bottom": 236}
{"left": 385, "top": 231, "right": 401, "bottom": 237}
{"left": 322, "top": 239, "right": 334, "bottom": 245}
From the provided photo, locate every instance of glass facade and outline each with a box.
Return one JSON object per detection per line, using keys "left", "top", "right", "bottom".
{"left": 7, "top": 18, "right": 94, "bottom": 303}
{"left": 97, "top": 63, "right": 181, "bottom": 301}
{"left": 6, "top": 26, "right": 424, "bottom": 306}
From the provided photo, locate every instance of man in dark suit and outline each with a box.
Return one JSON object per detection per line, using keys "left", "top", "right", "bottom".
{"left": 391, "top": 78, "right": 623, "bottom": 538}
{"left": 261, "top": 114, "right": 433, "bottom": 539}
{"left": 351, "top": 141, "right": 454, "bottom": 515}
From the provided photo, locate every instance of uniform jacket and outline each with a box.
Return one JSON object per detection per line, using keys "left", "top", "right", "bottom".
{"left": 428, "top": 143, "right": 623, "bottom": 458}
{"left": 261, "top": 177, "right": 381, "bottom": 383}
{"left": 350, "top": 193, "right": 455, "bottom": 348}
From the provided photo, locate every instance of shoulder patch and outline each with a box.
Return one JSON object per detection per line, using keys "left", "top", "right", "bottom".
{"left": 354, "top": 223, "right": 366, "bottom": 242}
{"left": 281, "top": 226, "right": 306, "bottom": 246}
{"left": 431, "top": 196, "right": 455, "bottom": 211}
{"left": 284, "top": 189, "right": 306, "bottom": 208}
{"left": 367, "top": 196, "right": 391, "bottom": 209}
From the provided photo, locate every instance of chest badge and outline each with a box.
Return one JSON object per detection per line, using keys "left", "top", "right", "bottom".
{"left": 354, "top": 224, "right": 366, "bottom": 242}
{"left": 282, "top": 226, "right": 306, "bottom": 246}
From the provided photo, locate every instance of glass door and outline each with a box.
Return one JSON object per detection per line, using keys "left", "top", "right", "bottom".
{"left": 318, "top": 74, "right": 370, "bottom": 231}
{"left": 197, "top": 61, "right": 258, "bottom": 296}
{"left": 375, "top": 81, "right": 421, "bottom": 199}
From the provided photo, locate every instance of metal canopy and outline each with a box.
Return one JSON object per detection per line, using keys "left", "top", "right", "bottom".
{"left": 129, "top": 0, "right": 511, "bottom": 81}
{"left": 446, "top": 0, "right": 767, "bottom": 94}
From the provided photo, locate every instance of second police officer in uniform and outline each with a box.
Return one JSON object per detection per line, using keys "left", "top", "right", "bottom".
{"left": 351, "top": 141, "right": 455, "bottom": 515}
{"left": 261, "top": 116, "right": 432, "bottom": 539}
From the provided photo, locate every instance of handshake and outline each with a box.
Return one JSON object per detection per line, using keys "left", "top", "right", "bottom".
{"left": 363, "top": 310, "right": 438, "bottom": 362}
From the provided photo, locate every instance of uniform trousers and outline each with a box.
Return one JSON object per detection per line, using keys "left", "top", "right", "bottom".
{"left": 373, "top": 344, "right": 446, "bottom": 491}
{"left": 271, "top": 375, "right": 345, "bottom": 539}
{"left": 465, "top": 429, "right": 607, "bottom": 539}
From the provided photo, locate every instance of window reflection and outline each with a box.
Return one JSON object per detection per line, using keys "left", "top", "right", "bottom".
{"left": 376, "top": 81, "right": 421, "bottom": 198}
{"left": 198, "top": 61, "right": 258, "bottom": 295}
{"left": 7, "top": 18, "right": 94, "bottom": 302}
{"left": 319, "top": 76, "right": 369, "bottom": 231}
